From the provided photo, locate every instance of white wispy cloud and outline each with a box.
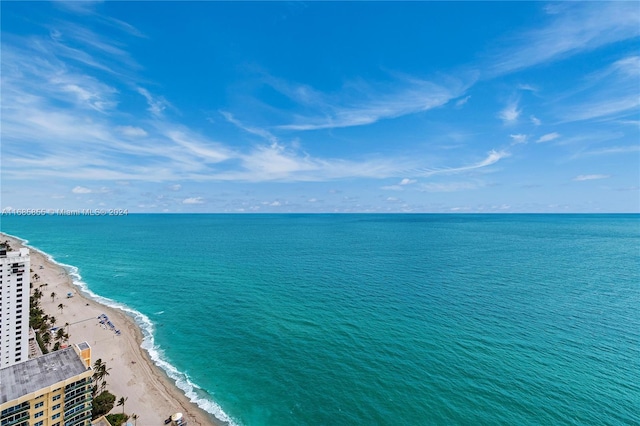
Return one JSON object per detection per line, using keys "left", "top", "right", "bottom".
{"left": 183, "top": 197, "right": 204, "bottom": 204}
{"left": 530, "top": 115, "right": 541, "bottom": 125}
{"left": 455, "top": 95, "right": 471, "bottom": 107}
{"left": 498, "top": 101, "right": 520, "bottom": 124}
{"left": 273, "top": 75, "right": 470, "bottom": 130}
{"left": 117, "top": 126, "right": 148, "bottom": 137}
{"left": 421, "top": 181, "right": 482, "bottom": 192}
{"left": 617, "top": 120, "right": 640, "bottom": 127}
{"left": 381, "top": 178, "right": 417, "bottom": 191}
{"left": 417, "top": 150, "right": 510, "bottom": 177}
{"left": 487, "top": 2, "right": 640, "bottom": 76}
{"left": 542, "top": 55, "right": 639, "bottom": 124}
{"left": 72, "top": 186, "right": 109, "bottom": 194}
{"left": 165, "top": 130, "right": 232, "bottom": 164}
{"left": 573, "top": 145, "right": 640, "bottom": 158}
{"left": 381, "top": 185, "right": 403, "bottom": 191}
{"left": 573, "top": 174, "right": 611, "bottom": 181}
{"left": 53, "top": 1, "right": 147, "bottom": 39}
{"left": 51, "top": 22, "right": 140, "bottom": 70}
{"left": 137, "top": 87, "right": 170, "bottom": 117}
{"left": 72, "top": 186, "right": 93, "bottom": 194}
{"left": 536, "top": 132, "right": 560, "bottom": 143}
{"left": 517, "top": 84, "right": 538, "bottom": 92}
{"left": 2, "top": 42, "right": 119, "bottom": 113}
{"left": 562, "top": 96, "right": 640, "bottom": 123}
{"left": 220, "top": 111, "right": 278, "bottom": 143}
{"left": 510, "top": 134, "right": 528, "bottom": 145}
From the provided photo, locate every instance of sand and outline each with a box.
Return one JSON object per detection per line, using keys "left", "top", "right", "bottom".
{"left": 1, "top": 233, "right": 221, "bottom": 426}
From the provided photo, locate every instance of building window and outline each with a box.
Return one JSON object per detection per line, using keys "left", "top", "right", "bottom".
{"left": 52, "top": 412, "right": 61, "bottom": 419}
{"left": 34, "top": 410, "right": 43, "bottom": 418}
{"left": 52, "top": 403, "right": 61, "bottom": 411}
{"left": 34, "top": 401, "right": 44, "bottom": 409}
{"left": 34, "top": 422, "right": 43, "bottom": 426}
{"left": 52, "top": 394, "right": 61, "bottom": 401}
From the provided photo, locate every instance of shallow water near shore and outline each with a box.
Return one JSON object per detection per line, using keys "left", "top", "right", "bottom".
{"left": 2, "top": 214, "right": 639, "bottom": 425}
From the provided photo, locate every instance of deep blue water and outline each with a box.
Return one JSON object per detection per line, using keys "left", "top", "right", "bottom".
{"left": 2, "top": 214, "right": 639, "bottom": 425}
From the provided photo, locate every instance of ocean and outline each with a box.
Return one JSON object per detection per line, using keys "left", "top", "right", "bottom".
{"left": 2, "top": 214, "right": 639, "bottom": 425}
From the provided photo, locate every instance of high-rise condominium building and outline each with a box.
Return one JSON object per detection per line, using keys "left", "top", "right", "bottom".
{"left": 0, "top": 244, "right": 30, "bottom": 368}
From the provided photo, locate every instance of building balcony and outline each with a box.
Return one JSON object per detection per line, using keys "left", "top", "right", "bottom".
{"left": 0, "top": 411, "right": 29, "bottom": 426}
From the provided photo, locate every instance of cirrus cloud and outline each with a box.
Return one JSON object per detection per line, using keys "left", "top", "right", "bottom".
{"left": 573, "top": 174, "right": 611, "bottom": 181}
{"left": 182, "top": 197, "right": 204, "bottom": 204}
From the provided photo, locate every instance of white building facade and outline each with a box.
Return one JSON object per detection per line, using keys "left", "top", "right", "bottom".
{"left": 0, "top": 245, "right": 30, "bottom": 367}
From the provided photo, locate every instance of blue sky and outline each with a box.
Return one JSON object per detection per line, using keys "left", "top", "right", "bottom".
{"left": 1, "top": 1, "right": 639, "bottom": 213}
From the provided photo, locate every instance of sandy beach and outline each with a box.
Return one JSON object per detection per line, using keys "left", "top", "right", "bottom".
{"left": 1, "top": 233, "right": 220, "bottom": 426}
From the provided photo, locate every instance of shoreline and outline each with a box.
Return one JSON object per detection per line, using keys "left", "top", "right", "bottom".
{"left": 1, "top": 232, "right": 226, "bottom": 426}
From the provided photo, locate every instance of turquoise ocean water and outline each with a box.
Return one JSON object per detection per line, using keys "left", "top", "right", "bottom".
{"left": 1, "top": 214, "right": 639, "bottom": 425}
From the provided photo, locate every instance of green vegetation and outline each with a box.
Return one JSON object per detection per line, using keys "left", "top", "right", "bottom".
{"left": 106, "top": 413, "right": 129, "bottom": 426}
{"left": 92, "top": 390, "right": 116, "bottom": 419}
{"left": 92, "top": 358, "right": 111, "bottom": 397}
{"left": 35, "top": 331, "right": 49, "bottom": 355}
{"left": 29, "top": 278, "right": 65, "bottom": 353}
{"left": 92, "top": 360, "right": 132, "bottom": 423}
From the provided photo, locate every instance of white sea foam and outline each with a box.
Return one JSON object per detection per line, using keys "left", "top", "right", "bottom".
{"left": 4, "top": 233, "right": 239, "bottom": 426}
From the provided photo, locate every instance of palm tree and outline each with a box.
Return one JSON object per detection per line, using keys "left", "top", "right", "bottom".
{"left": 57, "top": 303, "right": 65, "bottom": 314}
{"left": 49, "top": 316, "right": 56, "bottom": 327}
{"left": 55, "top": 328, "right": 65, "bottom": 342}
{"left": 117, "top": 396, "right": 128, "bottom": 414}
{"left": 132, "top": 413, "right": 139, "bottom": 426}
{"left": 42, "top": 332, "right": 51, "bottom": 348}
{"left": 33, "top": 273, "right": 40, "bottom": 282}
{"left": 33, "top": 288, "right": 43, "bottom": 300}
{"left": 93, "top": 358, "right": 104, "bottom": 372}
{"left": 51, "top": 292, "right": 56, "bottom": 302}
{"left": 39, "top": 323, "right": 48, "bottom": 335}
{"left": 92, "top": 358, "right": 111, "bottom": 391}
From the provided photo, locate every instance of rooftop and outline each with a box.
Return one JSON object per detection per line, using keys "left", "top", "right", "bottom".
{"left": 0, "top": 347, "right": 89, "bottom": 403}
{"left": 0, "top": 247, "right": 29, "bottom": 260}
{"left": 91, "top": 416, "right": 110, "bottom": 426}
